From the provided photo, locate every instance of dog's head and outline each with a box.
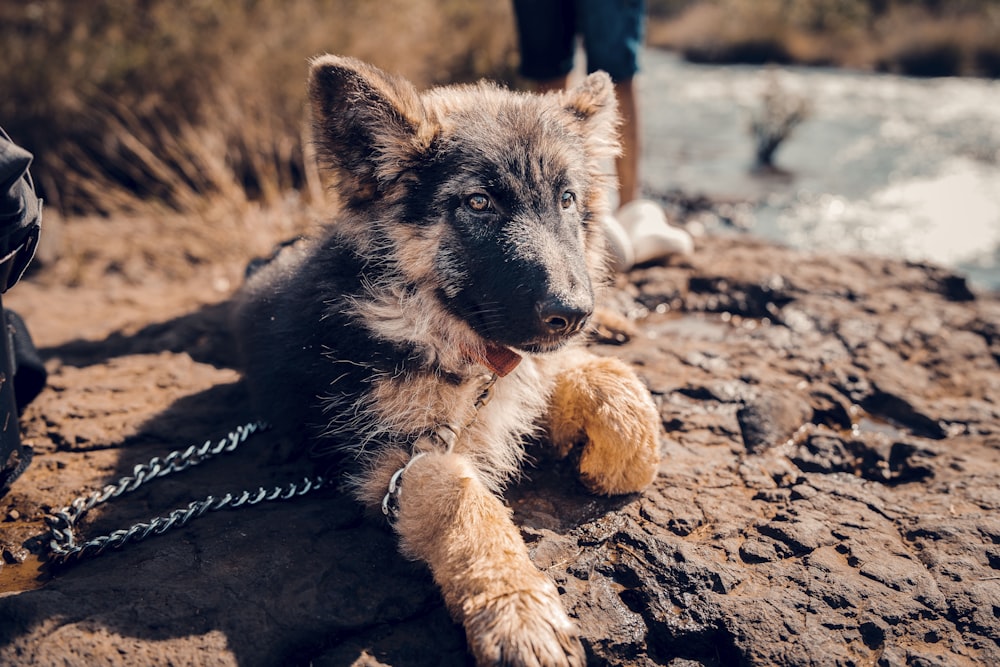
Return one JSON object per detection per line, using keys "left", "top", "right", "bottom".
{"left": 308, "top": 55, "right": 619, "bottom": 355}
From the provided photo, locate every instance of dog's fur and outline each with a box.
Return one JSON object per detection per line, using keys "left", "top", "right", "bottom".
{"left": 232, "top": 55, "right": 662, "bottom": 666}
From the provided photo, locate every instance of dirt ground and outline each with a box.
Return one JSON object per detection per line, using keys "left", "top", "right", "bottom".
{"left": 1, "top": 198, "right": 999, "bottom": 666}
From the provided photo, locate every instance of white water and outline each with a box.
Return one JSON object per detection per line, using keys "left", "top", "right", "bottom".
{"left": 639, "top": 49, "right": 1000, "bottom": 291}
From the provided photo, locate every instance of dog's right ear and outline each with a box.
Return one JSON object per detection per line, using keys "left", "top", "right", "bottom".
{"left": 560, "top": 71, "right": 620, "bottom": 164}
{"left": 308, "top": 55, "right": 432, "bottom": 204}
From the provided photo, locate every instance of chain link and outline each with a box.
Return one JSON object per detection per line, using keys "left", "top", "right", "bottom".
{"left": 46, "top": 420, "right": 326, "bottom": 564}
{"left": 381, "top": 372, "right": 498, "bottom": 523}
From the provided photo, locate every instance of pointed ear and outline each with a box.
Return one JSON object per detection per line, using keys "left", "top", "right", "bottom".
{"left": 561, "top": 71, "right": 620, "bottom": 161}
{"left": 307, "top": 55, "right": 432, "bottom": 202}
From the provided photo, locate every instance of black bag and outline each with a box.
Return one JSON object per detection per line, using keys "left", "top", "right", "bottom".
{"left": 0, "top": 127, "right": 45, "bottom": 495}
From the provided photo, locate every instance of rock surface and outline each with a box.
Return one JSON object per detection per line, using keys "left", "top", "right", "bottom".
{"left": 1, "top": 207, "right": 999, "bottom": 666}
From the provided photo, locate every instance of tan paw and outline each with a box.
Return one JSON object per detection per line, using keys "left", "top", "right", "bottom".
{"left": 464, "top": 583, "right": 585, "bottom": 667}
{"left": 548, "top": 356, "right": 661, "bottom": 495}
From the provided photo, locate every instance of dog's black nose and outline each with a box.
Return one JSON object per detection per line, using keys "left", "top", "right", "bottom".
{"left": 537, "top": 297, "right": 591, "bottom": 336}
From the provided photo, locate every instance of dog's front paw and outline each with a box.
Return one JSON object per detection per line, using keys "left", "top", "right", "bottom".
{"left": 464, "top": 585, "right": 585, "bottom": 667}
{"left": 549, "top": 355, "right": 661, "bottom": 496}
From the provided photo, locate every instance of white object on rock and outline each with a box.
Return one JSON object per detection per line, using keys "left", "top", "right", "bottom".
{"left": 615, "top": 199, "right": 694, "bottom": 265}
{"left": 601, "top": 214, "right": 635, "bottom": 272}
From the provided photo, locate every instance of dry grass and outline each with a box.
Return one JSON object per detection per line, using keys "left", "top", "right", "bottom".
{"left": 648, "top": 0, "right": 1000, "bottom": 76}
{"left": 7, "top": 1, "right": 999, "bottom": 222}
{"left": 875, "top": 8, "right": 1000, "bottom": 77}
{"left": 649, "top": 1, "right": 795, "bottom": 65}
{"left": 1, "top": 0, "right": 518, "bottom": 216}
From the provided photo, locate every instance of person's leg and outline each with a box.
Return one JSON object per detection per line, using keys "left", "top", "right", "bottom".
{"left": 512, "top": 0, "right": 577, "bottom": 91}
{"left": 577, "top": 0, "right": 645, "bottom": 206}
{"left": 614, "top": 78, "right": 640, "bottom": 206}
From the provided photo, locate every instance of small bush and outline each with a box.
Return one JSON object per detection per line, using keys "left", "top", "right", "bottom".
{"left": 749, "top": 75, "right": 810, "bottom": 169}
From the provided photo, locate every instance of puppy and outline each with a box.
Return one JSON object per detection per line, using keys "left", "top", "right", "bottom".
{"left": 232, "top": 55, "right": 662, "bottom": 666}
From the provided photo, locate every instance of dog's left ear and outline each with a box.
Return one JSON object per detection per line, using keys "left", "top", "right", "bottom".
{"left": 561, "top": 71, "right": 620, "bottom": 160}
{"left": 308, "top": 55, "right": 433, "bottom": 203}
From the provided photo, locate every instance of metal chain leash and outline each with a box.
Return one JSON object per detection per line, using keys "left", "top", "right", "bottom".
{"left": 47, "top": 370, "right": 500, "bottom": 561}
{"left": 381, "top": 372, "right": 498, "bottom": 522}
{"left": 46, "top": 420, "right": 327, "bottom": 564}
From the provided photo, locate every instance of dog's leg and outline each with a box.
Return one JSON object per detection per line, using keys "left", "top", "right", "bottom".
{"left": 394, "top": 451, "right": 584, "bottom": 667}
{"left": 547, "top": 350, "right": 661, "bottom": 495}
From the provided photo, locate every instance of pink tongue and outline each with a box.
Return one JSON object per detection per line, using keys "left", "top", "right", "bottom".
{"left": 471, "top": 342, "right": 522, "bottom": 377}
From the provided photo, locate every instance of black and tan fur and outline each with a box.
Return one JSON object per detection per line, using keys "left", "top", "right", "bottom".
{"left": 232, "top": 55, "right": 661, "bottom": 666}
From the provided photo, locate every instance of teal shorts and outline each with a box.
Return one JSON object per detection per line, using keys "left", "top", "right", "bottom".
{"left": 513, "top": 0, "right": 645, "bottom": 83}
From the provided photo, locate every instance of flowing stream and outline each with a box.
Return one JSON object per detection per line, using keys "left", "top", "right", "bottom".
{"left": 639, "top": 49, "right": 1000, "bottom": 291}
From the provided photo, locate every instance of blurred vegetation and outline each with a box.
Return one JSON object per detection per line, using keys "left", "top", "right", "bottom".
{"left": 0, "top": 0, "right": 517, "bottom": 215}
{"left": 4, "top": 1, "right": 998, "bottom": 217}
{"left": 749, "top": 75, "right": 811, "bottom": 170}
{"left": 648, "top": 0, "right": 1000, "bottom": 77}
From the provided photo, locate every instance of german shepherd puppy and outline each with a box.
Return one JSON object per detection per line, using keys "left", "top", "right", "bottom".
{"left": 233, "top": 55, "right": 661, "bottom": 666}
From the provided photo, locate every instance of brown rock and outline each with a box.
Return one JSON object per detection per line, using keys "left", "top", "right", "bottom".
{"left": 1, "top": 221, "right": 998, "bottom": 666}
{"left": 737, "top": 390, "right": 812, "bottom": 454}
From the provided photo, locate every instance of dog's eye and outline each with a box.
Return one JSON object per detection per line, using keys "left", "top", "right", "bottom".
{"left": 466, "top": 193, "right": 492, "bottom": 212}
{"left": 560, "top": 191, "right": 576, "bottom": 209}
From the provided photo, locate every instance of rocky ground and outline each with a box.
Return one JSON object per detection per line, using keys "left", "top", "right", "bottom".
{"left": 1, "top": 201, "right": 998, "bottom": 666}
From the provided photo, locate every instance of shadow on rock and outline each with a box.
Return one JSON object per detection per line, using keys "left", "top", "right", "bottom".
{"left": 0, "top": 370, "right": 467, "bottom": 665}
{"left": 509, "top": 450, "right": 640, "bottom": 534}
{"left": 40, "top": 300, "right": 240, "bottom": 370}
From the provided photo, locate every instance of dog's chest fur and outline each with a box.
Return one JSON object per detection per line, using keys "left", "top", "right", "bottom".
{"left": 234, "top": 232, "right": 562, "bottom": 493}
{"left": 368, "top": 353, "right": 553, "bottom": 489}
